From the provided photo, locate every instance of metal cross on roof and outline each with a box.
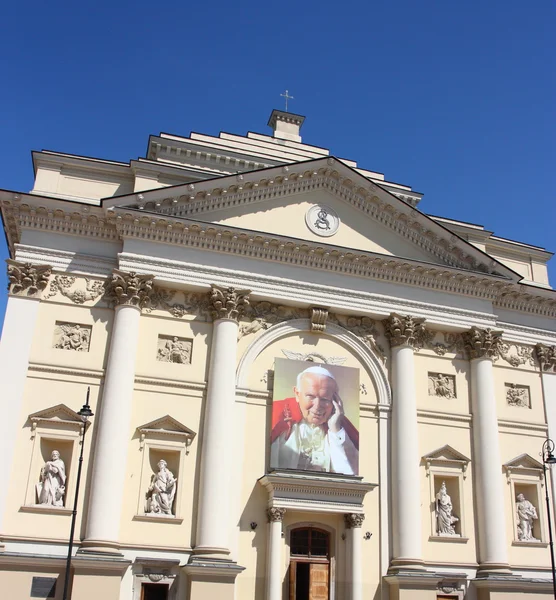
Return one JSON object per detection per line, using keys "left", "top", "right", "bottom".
{"left": 280, "top": 89, "right": 294, "bottom": 112}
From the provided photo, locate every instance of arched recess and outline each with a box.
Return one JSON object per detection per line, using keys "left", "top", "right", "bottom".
{"left": 236, "top": 319, "right": 391, "bottom": 405}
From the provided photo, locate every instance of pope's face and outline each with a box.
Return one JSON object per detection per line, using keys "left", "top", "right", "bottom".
{"left": 294, "top": 373, "right": 337, "bottom": 426}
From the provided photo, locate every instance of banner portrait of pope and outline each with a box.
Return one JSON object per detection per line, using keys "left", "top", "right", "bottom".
{"left": 270, "top": 358, "right": 360, "bottom": 476}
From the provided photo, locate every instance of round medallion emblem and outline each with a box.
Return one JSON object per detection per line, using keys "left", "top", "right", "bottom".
{"left": 305, "top": 205, "right": 340, "bottom": 237}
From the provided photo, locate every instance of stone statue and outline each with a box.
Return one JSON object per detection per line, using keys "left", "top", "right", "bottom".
{"left": 157, "top": 336, "right": 191, "bottom": 364}
{"left": 435, "top": 481, "right": 459, "bottom": 536}
{"left": 516, "top": 493, "right": 539, "bottom": 541}
{"left": 54, "top": 323, "right": 91, "bottom": 352}
{"left": 145, "top": 460, "right": 177, "bottom": 516}
{"left": 36, "top": 450, "right": 66, "bottom": 507}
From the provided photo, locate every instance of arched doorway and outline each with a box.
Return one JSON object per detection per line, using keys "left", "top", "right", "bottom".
{"left": 289, "top": 527, "right": 330, "bottom": 600}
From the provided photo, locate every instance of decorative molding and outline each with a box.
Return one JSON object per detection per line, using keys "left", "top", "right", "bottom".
{"left": 344, "top": 513, "right": 365, "bottom": 529}
{"left": 209, "top": 284, "right": 250, "bottom": 321}
{"left": 28, "top": 403, "right": 90, "bottom": 439}
{"left": 267, "top": 507, "right": 286, "bottom": 523}
{"left": 428, "top": 373, "right": 456, "bottom": 399}
{"left": 463, "top": 326, "right": 503, "bottom": 360}
{"left": 281, "top": 350, "right": 347, "bottom": 365}
{"left": 238, "top": 301, "right": 309, "bottom": 339}
{"left": 310, "top": 307, "right": 328, "bottom": 332}
{"left": 505, "top": 383, "right": 531, "bottom": 408}
{"left": 6, "top": 259, "right": 51, "bottom": 297}
{"left": 497, "top": 342, "right": 536, "bottom": 368}
{"left": 44, "top": 275, "right": 105, "bottom": 304}
{"left": 53, "top": 322, "right": 91, "bottom": 352}
{"left": 137, "top": 415, "right": 196, "bottom": 451}
{"left": 503, "top": 454, "right": 544, "bottom": 483}
{"left": 422, "top": 445, "right": 471, "bottom": 479}
{"left": 328, "top": 313, "right": 387, "bottom": 362}
{"left": 536, "top": 344, "right": 556, "bottom": 373}
{"left": 384, "top": 313, "right": 427, "bottom": 349}
{"left": 423, "top": 331, "right": 465, "bottom": 357}
{"left": 105, "top": 269, "right": 155, "bottom": 308}
{"left": 145, "top": 287, "right": 209, "bottom": 320}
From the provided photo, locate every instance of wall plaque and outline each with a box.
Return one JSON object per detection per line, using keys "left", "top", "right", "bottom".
{"left": 31, "top": 577, "right": 57, "bottom": 598}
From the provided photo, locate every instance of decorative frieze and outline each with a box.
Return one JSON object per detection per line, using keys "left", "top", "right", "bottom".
{"left": 146, "top": 288, "right": 210, "bottom": 320}
{"left": 157, "top": 335, "right": 192, "bottom": 364}
{"left": 463, "top": 326, "right": 502, "bottom": 359}
{"left": 428, "top": 373, "right": 456, "bottom": 399}
{"left": 536, "top": 344, "right": 556, "bottom": 372}
{"left": 384, "top": 313, "right": 427, "bottom": 349}
{"left": 505, "top": 383, "right": 530, "bottom": 408}
{"left": 7, "top": 259, "right": 51, "bottom": 297}
{"left": 497, "top": 341, "right": 536, "bottom": 368}
{"left": 53, "top": 322, "right": 91, "bottom": 352}
{"left": 281, "top": 349, "right": 347, "bottom": 365}
{"left": 344, "top": 513, "right": 365, "bottom": 529}
{"left": 423, "top": 331, "right": 465, "bottom": 357}
{"left": 267, "top": 507, "right": 286, "bottom": 523}
{"left": 238, "top": 301, "right": 309, "bottom": 338}
{"left": 209, "top": 284, "right": 250, "bottom": 322}
{"left": 105, "top": 269, "right": 156, "bottom": 308}
{"left": 328, "top": 313, "right": 386, "bottom": 361}
{"left": 45, "top": 275, "right": 104, "bottom": 304}
{"left": 310, "top": 307, "right": 328, "bottom": 332}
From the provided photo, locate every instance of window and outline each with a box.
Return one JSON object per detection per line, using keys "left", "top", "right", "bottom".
{"left": 290, "top": 527, "right": 329, "bottom": 558}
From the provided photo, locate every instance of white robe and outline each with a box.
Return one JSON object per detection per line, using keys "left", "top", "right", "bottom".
{"left": 270, "top": 422, "right": 358, "bottom": 475}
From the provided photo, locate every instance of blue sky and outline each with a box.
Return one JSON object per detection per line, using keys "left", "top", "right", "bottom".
{"left": 1, "top": 1, "right": 554, "bottom": 329}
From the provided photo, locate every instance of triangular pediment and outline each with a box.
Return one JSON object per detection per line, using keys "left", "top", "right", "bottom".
{"left": 504, "top": 454, "right": 543, "bottom": 472}
{"left": 138, "top": 415, "right": 196, "bottom": 439}
{"left": 105, "top": 157, "right": 518, "bottom": 280}
{"left": 29, "top": 404, "right": 85, "bottom": 424}
{"left": 422, "top": 445, "right": 470, "bottom": 464}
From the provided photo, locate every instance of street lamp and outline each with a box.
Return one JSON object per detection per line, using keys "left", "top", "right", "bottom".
{"left": 62, "top": 387, "right": 94, "bottom": 600}
{"left": 542, "top": 438, "right": 556, "bottom": 600}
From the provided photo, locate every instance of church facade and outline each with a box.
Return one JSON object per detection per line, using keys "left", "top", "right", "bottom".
{"left": 0, "top": 110, "right": 555, "bottom": 600}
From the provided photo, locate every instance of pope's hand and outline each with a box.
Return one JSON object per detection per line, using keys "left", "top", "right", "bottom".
{"left": 328, "top": 393, "right": 345, "bottom": 433}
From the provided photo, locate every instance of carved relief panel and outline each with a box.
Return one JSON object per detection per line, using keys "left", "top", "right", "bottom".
{"left": 428, "top": 373, "right": 456, "bottom": 399}
{"left": 156, "top": 335, "right": 192, "bottom": 364}
{"left": 53, "top": 322, "right": 92, "bottom": 352}
{"left": 505, "top": 383, "right": 531, "bottom": 408}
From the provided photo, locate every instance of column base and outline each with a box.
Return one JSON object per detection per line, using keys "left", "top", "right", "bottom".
{"left": 78, "top": 539, "right": 123, "bottom": 557}
{"left": 388, "top": 557, "right": 426, "bottom": 572}
{"left": 192, "top": 545, "right": 231, "bottom": 559}
{"left": 184, "top": 557, "right": 244, "bottom": 600}
{"left": 475, "top": 562, "right": 513, "bottom": 576}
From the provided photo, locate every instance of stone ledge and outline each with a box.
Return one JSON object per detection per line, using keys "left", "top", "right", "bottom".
{"left": 133, "top": 515, "right": 184, "bottom": 524}
{"left": 429, "top": 535, "right": 469, "bottom": 543}
{"left": 20, "top": 505, "right": 72, "bottom": 516}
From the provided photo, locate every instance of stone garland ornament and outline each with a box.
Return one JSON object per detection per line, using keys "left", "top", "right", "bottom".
{"left": 267, "top": 507, "right": 286, "bottom": 522}
{"left": 462, "top": 326, "right": 503, "bottom": 359}
{"left": 536, "top": 344, "right": 556, "bottom": 372}
{"left": 281, "top": 349, "right": 347, "bottom": 365}
{"left": 424, "top": 332, "right": 466, "bottom": 357}
{"left": 104, "top": 269, "right": 156, "bottom": 308}
{"left": 145, "top": 287, "right": 210, "bottom": 320}
{"left": 53, "top": 322, "right": 91, "bottom": 352}
{"left": 344, "top": 513, "right": 365, "bottom": 529}
{"left": 328, "top": 313, "right": 387, "bottom": 361}
{"left": 384, "top": 313, "right": 428, "bottom": 349}
{"left": 7, "top": 259, "right": 52, "bottom": 297}
{"left": 209, "top": 284, "right": 250, "bottom": 322}
{"left": 238, "top": 301, "right": 309, "bottom": 338}
{"left": 497, "top": 342, "right": 536, "bottom": 368}
{"left": 44, "top": 275, "right": 105, "bottom": 304}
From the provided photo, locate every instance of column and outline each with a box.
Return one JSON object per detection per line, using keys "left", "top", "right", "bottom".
{"left": 82, "top": 270, "right": 154, "bottom": 553}
{"left": 0, "top": 261, "right": 52, "bottom": 536}
{"left": 385, "top": 313, "right": 425, "bottom": 570}
{"left": 194, "top": 285, "right": 250, "bottom": 557}
{"left": 464, "top": 326, "right": 510, "bottom": 572}
{"left": 266, "top": 508, "right": 285, "bottom": 600}
{"left": 344, "top": 513, "right": 365, "bottom": 600}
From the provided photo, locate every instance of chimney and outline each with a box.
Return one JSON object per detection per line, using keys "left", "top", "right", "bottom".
{"left": 267, "top": 109, "right": 305, "bottom": 143}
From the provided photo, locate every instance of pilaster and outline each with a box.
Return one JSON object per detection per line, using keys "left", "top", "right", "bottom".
{"left": 267, "top": 508, "right": 285, "bottom": 600}
{"left": 344, "top": 513, "right": 365, "bottom": 600}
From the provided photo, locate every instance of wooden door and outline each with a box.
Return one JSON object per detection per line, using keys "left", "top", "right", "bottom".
{"left": 309, "top": 563, "right": 329, "bottom": 600}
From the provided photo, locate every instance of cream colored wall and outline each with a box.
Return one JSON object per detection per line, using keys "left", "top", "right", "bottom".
{"left": 0, "top": 567, "right": 64, "bottom": 600}
{"left": 234, "top": 330, "right": 382, "bottom": 599}
{"left": 206, "top": 189, "right": 437, "bottom": 263}
{"left": 493, "top": 363, "right": 545, "bottom": 424}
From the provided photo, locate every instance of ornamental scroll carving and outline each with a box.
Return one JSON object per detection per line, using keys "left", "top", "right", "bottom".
{"left": 536, "top": 344, "right": 556, "bottom": 372}
{"left": 209, "top": 285, "right": 250, "bottom": 322}
{"left": 145, "top": 288, "right": 210, "bottom": 320}
{"left": 384, "top": 313, "right": 427, "bottom": 349}
{"left": 104, "top": 269, "right": 155, "bottom": 308}
{"left": 497, "top": 342, "right": 535, "bottom": 368}
{"left": 267, "top": 507, "right": 286, "bottom": 522}
{"left": 344, "top": 513, "right": 365, "bottom": 528}
{"left": 311, "top": 307, "right": 328, "bottom": 332}
{"left": 462, "top": 327, "right": 502, "bottom": 359}
{"left": 238, "top": 302, "right": 309, "bottom": 339}
{"left": 328, "top": 313, "right": 387, "bottom": 361}
{"left": 44, "top": 275, "right": 105, "bottom": 304}
{"left": 7, "top": 260, "right": 52, "bottom": 297}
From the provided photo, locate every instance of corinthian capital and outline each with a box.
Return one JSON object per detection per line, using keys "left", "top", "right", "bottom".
{"left": 6, "top": 259, "right": 52, "bottom": 297}
{"left": 536, "top": 344, "right": 556, "bottom": 372}
{"left": 209, "top": 284, "right": 250, "bottom": 321}
{"left": 267, "top": 507, "right": 286, "bottom": 523}
{"left": 105, "top": 269, "right": 155, "bottom": 309}
{"left": 344, "top": 513, "right": 365, "bottom": 529}
{"left": 463, "top": 326, "right": 503, "bottom": 360}
{"left": 384, "top": 313, "right": 427, "bottom": 348}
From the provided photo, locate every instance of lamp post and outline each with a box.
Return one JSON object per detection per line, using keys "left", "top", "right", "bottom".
{"left": 62, "top": 387, "right": 94, "bottom": 600}
{"left": 542, "top": 438, "right": 556, "bottom": 600}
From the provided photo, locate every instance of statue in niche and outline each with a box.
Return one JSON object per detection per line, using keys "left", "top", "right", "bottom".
{"left": 435, "top": 481, "right": 459, "bottom": 536}
{"left": 157, "top": 336, "right": 191, "bottom": 364}
{"left": 54, "top": 323, "right": 90, "bottom": 352}
{"left": 506, "top": 384, "right": 529, "bottom": 408}
{"left": 145, "top": 460, "right": 177, "bottom": 516}
{"left": 516, "top": 493, "right": 539, "bottom": 541}
{"left": 36, "top": 450, "right": 66, "bottom": 507}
